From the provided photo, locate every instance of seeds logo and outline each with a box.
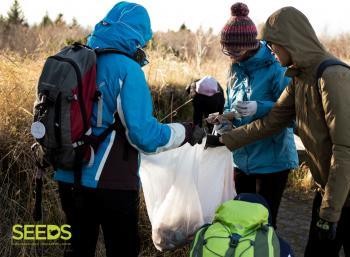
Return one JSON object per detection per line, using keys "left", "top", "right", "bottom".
{"left": 12, "top": 224, "right": 71, "bottom": 243}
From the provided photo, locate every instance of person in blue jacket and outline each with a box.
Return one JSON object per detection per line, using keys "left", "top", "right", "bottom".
{"left": 54, "top": 2, "right": 204, "bottom": 257}
{"left": 208, "top": 2, "right": 298, "bottom": 229}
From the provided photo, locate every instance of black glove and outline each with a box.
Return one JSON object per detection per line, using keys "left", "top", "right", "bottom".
{"left": 191, "top": 125, "right": 206, "bottom": 145}
{"left": 316, "top": 217, "right": 337, "bottom": 240}
{"left": 205, "top": 134, "right": 225, "bottom": 149}
{"left": 182, "top": 123, "right": 206, "bottom": 146}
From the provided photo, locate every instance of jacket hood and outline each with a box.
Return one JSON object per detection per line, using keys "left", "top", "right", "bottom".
{"left": 87, "top": 2, "right": 152, "bottom": 56}
{"left": 260, "top": 6, "right": 329, "bottom": 69}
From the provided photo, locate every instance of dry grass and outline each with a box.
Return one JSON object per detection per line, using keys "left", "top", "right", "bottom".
{"left": 0, "top": 24, "right": 349, "bottom": 256}
{"left": 285, "top": 163, "right": 315, "bottom": 200}
{"left": 0, "top": 24, "right": 88, "bottom": 55}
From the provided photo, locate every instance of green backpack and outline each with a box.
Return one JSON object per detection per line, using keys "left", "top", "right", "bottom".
{"left": 190, "top": 200, "right": 280, "bottom": 257}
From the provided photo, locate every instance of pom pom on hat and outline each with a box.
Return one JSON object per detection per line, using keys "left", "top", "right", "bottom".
{"left": 231, "top": 2, "right": 249, "bottom": 17}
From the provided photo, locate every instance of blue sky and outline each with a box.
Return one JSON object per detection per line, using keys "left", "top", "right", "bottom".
{"left": 1, "top": 0, "right": 349, "bottom": 35}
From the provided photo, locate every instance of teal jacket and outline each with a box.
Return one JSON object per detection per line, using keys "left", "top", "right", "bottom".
{"left": 225, "top": 42, "right": 298, "bottom": 174}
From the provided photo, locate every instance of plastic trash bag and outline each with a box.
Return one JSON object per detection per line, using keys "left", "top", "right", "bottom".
{"left": 140, "top": 139, "right": 235, "bottom": 251}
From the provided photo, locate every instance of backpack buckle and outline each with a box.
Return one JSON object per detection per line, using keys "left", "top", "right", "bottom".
{"left": 229, "top": 233, "right": 241, "bottom": 248}
{"left": 93, "top": 90, "right": 102, "bottom": 101}
{"left": 261, "top": 224, "right": 269, "bottom": 233}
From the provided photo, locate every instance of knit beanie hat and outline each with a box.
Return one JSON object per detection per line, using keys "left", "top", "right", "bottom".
{"left": 220, "top": 2, "right": 259, "bottom": 51}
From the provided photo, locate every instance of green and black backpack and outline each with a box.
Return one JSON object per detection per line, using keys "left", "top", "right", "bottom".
{"left": 190, "top": 200, "right": 280, "bottom": 257}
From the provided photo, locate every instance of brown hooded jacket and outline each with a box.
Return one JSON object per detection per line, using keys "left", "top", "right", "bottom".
{"left": 221, "top": 7, "right": 350, "bottom": 222}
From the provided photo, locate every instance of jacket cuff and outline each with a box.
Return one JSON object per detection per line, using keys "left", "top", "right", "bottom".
{"left": 319, "top": 206, "right": 341, "bottom": 223}
{"left": 221, "top": 133, "right": 237, "bottom": 151}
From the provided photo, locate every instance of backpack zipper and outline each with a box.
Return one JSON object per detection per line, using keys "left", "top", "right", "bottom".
{"left": 49, "top": 55, "right": 89, "bottom": 135}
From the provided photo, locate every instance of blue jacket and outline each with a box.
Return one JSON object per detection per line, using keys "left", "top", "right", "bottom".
{"left": 54, "top": 2, "right": 186, "bottom": 189}
{"left": 225, "top": 42, "right": 298, "bottom": 174}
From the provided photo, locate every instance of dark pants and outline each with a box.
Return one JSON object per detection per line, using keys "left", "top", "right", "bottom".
{"left": 58, "top": 182, "right": 140, "bottom": 257}
{"left": 304, "top": 192, "right": 350, "bottom": 257}
{"left": 234, "top": 168, "right": 290, "bottom": 228}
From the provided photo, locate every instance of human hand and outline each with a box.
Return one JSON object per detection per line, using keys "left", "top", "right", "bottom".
{"left": 190, "top": 125, "right": 206, "bottom": 145}
{"left": 206, "top": 112, "right": 236, "bottom": 125}
{"left": 206, "top": 112, "right": 221, "bottom": 124}
{"left": 213, "top": 120, "right": 234, "bottom": 135}
{"left": 316, "top": 217, "right": 337, "bottom": 240}
{"left": 182, "top": 123, "right": 206, "bottom": 146}
{"left": 235, "top": 101, "right": 257, "bottom": 117}
{"left": 223, "top": 111, "right": 243, "bottom": 120}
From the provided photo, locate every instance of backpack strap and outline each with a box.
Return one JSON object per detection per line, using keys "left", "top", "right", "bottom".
{"left": 254, "top": 225, "right": 280, "bottom": 257}
{"left": 316, "top": 59, "right": 350, "bottom": 81}
{"left": 94, "top": 47, "right": 139, "bottom": 65}
{"left": 314, "top": 59, "right": 350, "bottom": 99}
{"left": 31, "top": 143, "right": 50, "bottom": 221}
{"left": 224, "top": 233, "right": 241, "bottom": 257}
{"left": 190, "top": 224, "right": 211, "bottom": 257}
{"left": 80, "top": 112, "right": 125, "bottom": 153}
{"left": 72, "top": 42, "right": 137, "bottom": 63}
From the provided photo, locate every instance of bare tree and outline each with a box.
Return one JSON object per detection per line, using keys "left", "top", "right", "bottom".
{"left": 194, "top": 27, "right": 214, "bottom": 74}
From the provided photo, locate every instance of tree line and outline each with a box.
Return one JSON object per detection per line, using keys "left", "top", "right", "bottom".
{"left": 0, "top": 0, "right": 80, "bottom": 29}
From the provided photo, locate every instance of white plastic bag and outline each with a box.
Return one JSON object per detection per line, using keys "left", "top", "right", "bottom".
{"left": 140, "top": 139, "right": 235, "bottom": 251}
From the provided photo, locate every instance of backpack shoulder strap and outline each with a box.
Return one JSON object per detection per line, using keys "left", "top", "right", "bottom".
{"left": 316, "top": 59, "right": 350, "bottom": 81}
{"left": 190, "top": 224, "right": 211, "bottom": 257}
{"left": 254, "top": 225, "right": 280, "bottom": 257}
{"left": 70, "top": 42, "right": 134, "bottom": 60}
{"left": 224, "top": 233, "right": 242, "bottom": 257}
{"left": 94, "top": 48, "right": 136, "bottom": 62}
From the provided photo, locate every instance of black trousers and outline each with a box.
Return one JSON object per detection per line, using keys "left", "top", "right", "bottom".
{"left": 304, "top": 192, "right": 350, "bottom": 257}
{"left": 58, "top": 182, "right": 140, "bottom": 257}
{"left": 234, "top": 168, "right": 290, "bottom": 228}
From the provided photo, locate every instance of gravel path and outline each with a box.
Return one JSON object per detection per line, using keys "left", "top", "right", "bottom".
{"left": 277, "top": 192, "right": 345, "bottom": 257}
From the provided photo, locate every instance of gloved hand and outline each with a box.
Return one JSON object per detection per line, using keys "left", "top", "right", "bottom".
{"left": 213, "top": 120, "right": 234, "bottom": 135}
{"left": 204, "top": 135, "right": 225, "bottom": 149}
{"left": 191, "top": 125, "right": 206, "bottom": 145}
{"left": 316, "top": 217, "right": 337, "bottom": 240}
{"left": 206, "top": 112, "right": 221, "bottom": 125}
{"left": 206, "top": 112, "right": 237, "bottom": 125}
{"left": 235, "top": 101, "right": 257, "bottom": 117}
{"left": 182, "top": 123, "right": 206, "bottom": 146}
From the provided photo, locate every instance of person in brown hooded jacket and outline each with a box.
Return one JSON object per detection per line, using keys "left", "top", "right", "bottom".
{"left": 207, "top": 6, "right": 350, "bottom": 257}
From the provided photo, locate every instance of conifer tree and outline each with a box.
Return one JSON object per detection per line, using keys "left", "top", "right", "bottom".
{"left": 54, "top": 13, "right": 65, "bottom": 26}
{"left": 7, "top": 0, "right": 26, "bottom": 25}
{"left": 40, "top": 12, "right": 53, "bottom": 27}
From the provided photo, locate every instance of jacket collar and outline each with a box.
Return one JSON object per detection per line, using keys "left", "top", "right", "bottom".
{"left": 233, "top": 42, "right": 276, "bottom": 74}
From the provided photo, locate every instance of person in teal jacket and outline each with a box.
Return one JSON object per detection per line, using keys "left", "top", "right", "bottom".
{"left": 208, "top": 2, "right": 298, "bottom": 228}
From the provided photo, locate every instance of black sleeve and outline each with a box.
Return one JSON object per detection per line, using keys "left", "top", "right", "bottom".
{"left": 192, "top": 96, "right": 203, "bottom": 127}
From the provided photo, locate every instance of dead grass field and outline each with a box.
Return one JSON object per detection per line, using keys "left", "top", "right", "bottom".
{"left": 0, "top": 24, "right": 349, "bottom": 256}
